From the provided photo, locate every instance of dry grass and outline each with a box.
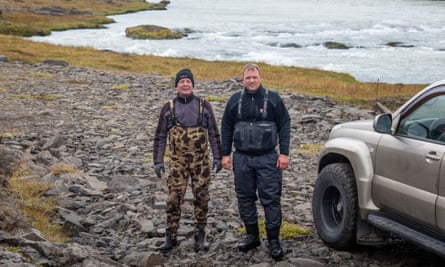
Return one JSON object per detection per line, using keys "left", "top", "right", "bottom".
{"left": 0, "top": 0, "right": 426, "bottom": 109}
{"left": 0, "top": 34, "right": 425, "bottom": 109}
{"left": 0, "top": 0, "right": 165, "bottom": 36}
{"left": 8, "top": 169, "right": 67, "bottom": 242}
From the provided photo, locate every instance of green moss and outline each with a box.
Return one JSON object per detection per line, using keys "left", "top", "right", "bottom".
{"left": 240, "top": 219, "right": 309, "bottom": 239}
{"left": 205, "top": 94, "right": 227, "bottom": 102}
{"left": 125, "top": 25, "right": 185, "bottom": 40}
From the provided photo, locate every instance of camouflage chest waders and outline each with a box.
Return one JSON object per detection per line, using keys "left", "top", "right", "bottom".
{"left": 166, "top": 99, "right": 211, "bottom": 239}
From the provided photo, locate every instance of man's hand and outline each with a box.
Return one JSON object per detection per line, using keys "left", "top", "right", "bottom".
{"left": 154, "top": 163, "right": 165, "bottom": 178}
{"left": 276, "top": 154, "right": 289, "bottom": 170}
{"left": 222, "top": 156, "right": 232, "bottom": 170}
{"left": 213, "top": 159, "right": 222, "bottom": 173}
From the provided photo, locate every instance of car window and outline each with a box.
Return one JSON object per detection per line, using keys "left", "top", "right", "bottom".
{"left": 397, "top": 94, "right": 445, "bottom": 143}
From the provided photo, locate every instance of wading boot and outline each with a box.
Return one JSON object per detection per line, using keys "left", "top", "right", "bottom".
{"left": 159, "top": 229, "right": 178, "bottom": 252}
{"left": 268, "top": 239, "right": 284, "bottom": 260}
{"left": 237, "top": 224, "right": 261, "bottom": 252}
{"left": 266, "top": 227, "right": 283, "bottom": 260}
{"left": 194, "top": 229, "right": 209, "bottom": 252}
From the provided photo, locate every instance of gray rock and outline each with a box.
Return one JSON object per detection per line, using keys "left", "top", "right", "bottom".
{"left": 0, "top": 61, "right": 440, "bottom": 267}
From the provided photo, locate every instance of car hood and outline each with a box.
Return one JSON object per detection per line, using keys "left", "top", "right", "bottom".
{"left": 330, "top": 119, "right": 375, "bottom": 140}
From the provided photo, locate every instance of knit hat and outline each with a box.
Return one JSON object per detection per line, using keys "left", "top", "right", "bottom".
{"left": 175, "top": 68, "right": 194, "bottom": 87}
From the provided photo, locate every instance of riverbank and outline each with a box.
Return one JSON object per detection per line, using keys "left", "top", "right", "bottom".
{"left": 0, "top": 34, "right": 422, "bottom": 111}
{"left": 1, "top": 60, "right": 443, "bottom": 266}
{"left": 0, "top": 0, "right": 425, "bottom": 109}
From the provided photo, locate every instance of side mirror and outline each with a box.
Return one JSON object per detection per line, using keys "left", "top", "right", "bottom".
{"left": 374, "top": 113, "right": 392, "bottom": 133}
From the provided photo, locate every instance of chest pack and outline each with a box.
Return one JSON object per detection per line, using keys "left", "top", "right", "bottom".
{"left": 233, "top": 89, "right": 278, "bottom": 153}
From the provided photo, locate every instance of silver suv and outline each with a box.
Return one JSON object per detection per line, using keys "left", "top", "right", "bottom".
{"left": 312, "top": 80, "right": 445, "bottom": 257}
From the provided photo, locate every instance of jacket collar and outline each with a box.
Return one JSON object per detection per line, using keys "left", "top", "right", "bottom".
{"left": 176, "top": 93, "right": 194, "bottom": 103}
{"left": 244, "top": 85, "right": 265, "bottom": 96}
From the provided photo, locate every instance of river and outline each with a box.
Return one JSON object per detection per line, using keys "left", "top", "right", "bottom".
{"left": 29, "top": 0, "right": 445, "bottom": 84}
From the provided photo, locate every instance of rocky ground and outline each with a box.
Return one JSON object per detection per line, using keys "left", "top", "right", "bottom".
{"left": 0, "top": 59, "right": 443, "bottom": 266}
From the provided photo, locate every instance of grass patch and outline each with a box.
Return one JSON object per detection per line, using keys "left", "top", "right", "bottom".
{"left": 298, "top": 143, "right": 324, "bottom": 155}
{"left": 0, "top": 34, "right": 424, "bottom": 109}
{"left": 8, "top": 93, "right": 64, "bottom": 101}
{"left": 205, "top": 94, "right": 227, "bottom": 103}
{"left": 8, "top": 174, "right": 67, "bottom": 242}
{"left": 26, "top": 72, "right": 54, "bottom": 79}
{"left": 0, "top": 0, "right": 167, "bottom": 36}
{"left": 1, "top": 132, "right": 14, "bottom": 138}
{"left": 240, "top": 219, "right": 309, "bottom": 239}
{"left": 49, "top": 163, "right": 77, "bottom": 176}
{"left": 125, "top": 25, "right": 184, "bottom": 40}
{"left": 112, "top": 84, "right": 130, "bottom": 90}
{"left": 0, "top": 0, "right": 426, "bottom": 109}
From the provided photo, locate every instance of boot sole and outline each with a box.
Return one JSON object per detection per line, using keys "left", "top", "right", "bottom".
{"left": 159, "top": 241, "right": 178, "bottom": 252}
{"left": 271, "top": 252, "right": 284, "bottom": 260}
{"left": 238, "top": 241, "right": 261, "bottom": 252}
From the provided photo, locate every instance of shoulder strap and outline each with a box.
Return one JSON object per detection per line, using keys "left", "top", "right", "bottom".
{"left": 237, "top": 90, "right": 244, "bottom": 120}
{"left": 237, "top": 89, "right": 269, "bottom": 120}
{"left": 262, "top": 89, "right": 269, "bottom": 119}
{"left": 169, "top": 99, "right": 177, "bottom": 126}
{"left": 198, "top": 97, "right": 205, "bottom": 125}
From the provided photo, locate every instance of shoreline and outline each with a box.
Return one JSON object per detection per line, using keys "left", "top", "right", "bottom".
{"left": 0, "top": 0, "right": 425, "bottom": 109}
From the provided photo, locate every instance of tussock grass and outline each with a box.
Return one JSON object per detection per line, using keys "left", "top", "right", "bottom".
{"left": 9, "top": 166, "right": 67, "bottom": 242}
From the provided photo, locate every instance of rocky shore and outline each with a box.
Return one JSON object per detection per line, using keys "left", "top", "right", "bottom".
{"left": 0, "top": 60, "right": 443, "bottom": 266}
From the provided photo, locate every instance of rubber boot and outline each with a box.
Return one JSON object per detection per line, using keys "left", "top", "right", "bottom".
{"left": 269, "top": 239, "right": 284, "bottom": 260}
{"left": 159, "top": 229, "right": 178, "bottom": 252}
{"left": 238, "top": 223, "right": 261, "bottom": 252}
{"left": 267, "top": 228, "right": 283, "bottom": 260}
{"left": 194, "top": 228, "right": 209, "bottom": 252}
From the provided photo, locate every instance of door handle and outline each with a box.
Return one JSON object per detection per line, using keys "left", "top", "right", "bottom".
{"left": 425, "top": 151, "right": 441, "bottom": 161}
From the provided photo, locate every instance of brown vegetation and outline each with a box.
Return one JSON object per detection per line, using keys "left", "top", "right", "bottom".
{"left": 0, "top": 0, "right": 425, "bottom": 109}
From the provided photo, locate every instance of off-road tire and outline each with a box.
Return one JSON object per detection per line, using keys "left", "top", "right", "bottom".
{"left": 312, "top": 163, "right": 358, "bottom": 249}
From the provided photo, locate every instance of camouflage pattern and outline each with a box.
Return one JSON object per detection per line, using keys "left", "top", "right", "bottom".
{"left": 166, "top": 124, "right": 211, "bottom": 238}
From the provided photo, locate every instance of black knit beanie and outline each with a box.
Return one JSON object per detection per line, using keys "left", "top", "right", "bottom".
{"left": 175, "top": 68, "right": 194, "bottom": 87}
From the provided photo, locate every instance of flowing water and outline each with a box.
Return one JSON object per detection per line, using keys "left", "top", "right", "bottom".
{"left": 29, "top": 0, "right": 445, "bottom": 84}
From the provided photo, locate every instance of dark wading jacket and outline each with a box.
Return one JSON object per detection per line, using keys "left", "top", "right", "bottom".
{"left": 220, "top": 85, "right": 291, "bottom": 156}
{"left": 153, "top": 93, "right": 222, "bottom": 164}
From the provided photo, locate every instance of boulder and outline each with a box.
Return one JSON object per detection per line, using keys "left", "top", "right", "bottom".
{"left": 125, "top": 25, "right": 185, "bottom": 40}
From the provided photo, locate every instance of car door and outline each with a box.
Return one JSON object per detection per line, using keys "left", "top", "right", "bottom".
{"left": 437, "top": 159, "right": 445, "bottom": 232}
{"left": 372, "top": 93, "right": 445, "bottom": 229}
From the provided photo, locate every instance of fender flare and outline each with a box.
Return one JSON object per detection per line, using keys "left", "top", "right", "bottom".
{"left": 319, "top": 137, "right": 379, "bottom": 219}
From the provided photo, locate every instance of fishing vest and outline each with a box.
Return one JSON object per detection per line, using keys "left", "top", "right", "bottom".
{"left": 168, "top": 98, "right": 209, "bottom": 154}
{"left": 233, "top": 89, "right": 278, "bottom": 153}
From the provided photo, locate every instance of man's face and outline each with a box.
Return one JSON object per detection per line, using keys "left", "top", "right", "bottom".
{"left": 176, "top": 78, "right": 193, "bottom": 97}
{"left": 242, "top": 68, "right": 262, "bottom": 91}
